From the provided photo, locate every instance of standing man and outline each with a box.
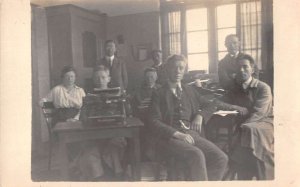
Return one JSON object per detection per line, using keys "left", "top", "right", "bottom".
{"left": 97, "top": 40, "right": 128, "bottom": 91}
{"left": 218, "top": 34, "right": 259, "bottom": 90}
{"left": 151, "top": 49, "right": 166, "bottom": 85}
{"left": 215, "top": 54, "right": 274, "bottom": 180}
{"left": 149, "top": 54, "right": 228, "bottom": 181}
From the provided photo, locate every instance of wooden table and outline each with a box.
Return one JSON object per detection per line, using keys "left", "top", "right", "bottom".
{"left": 53, "top": 117, "right": 143, "bottom": 181}
{"left": 206, "top": 114, "right": 238, "bottom": 153}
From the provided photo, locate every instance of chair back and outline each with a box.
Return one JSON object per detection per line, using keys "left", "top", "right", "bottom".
{"left": 41, "top": 101, "right": 55, "bottom": 133}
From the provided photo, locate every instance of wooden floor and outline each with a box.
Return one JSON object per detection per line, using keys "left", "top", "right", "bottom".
{"left": 31, "top": 129, "right": 230, "bottom": 182}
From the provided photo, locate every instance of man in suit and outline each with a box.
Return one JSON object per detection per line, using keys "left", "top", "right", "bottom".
{"left": 97, "top": 40, "right": 128, "bottom": 91}
{"left": 148, "top": 54, "right": 228, "bottom": 181}
{"left": 218, "top": 34, "right": 259, "bottom": 90}
{"left": 151, "top": 49, "right": 166, "bottom": 85}
{"left": 215, "top": 54, "right": 274, "bottom": 180}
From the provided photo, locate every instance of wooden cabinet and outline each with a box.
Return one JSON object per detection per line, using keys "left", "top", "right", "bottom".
{"left": 46, "top": 5, "right": 106, "bottom": 87}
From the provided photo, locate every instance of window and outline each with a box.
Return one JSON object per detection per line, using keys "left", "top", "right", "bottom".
{"left": 216, "top": 4, "right": 237, "bottom": 60}
{"left": 240, "top": 1, "right": 262, "bottom": 69}
{"left": 186, "top": 8, "right": 209, "bottom": 71}
{"left": 163, "top": 11, "right": 181, "bottom": 55}
{"left": 161, "top": 0, "right": 262, "bottom": 73}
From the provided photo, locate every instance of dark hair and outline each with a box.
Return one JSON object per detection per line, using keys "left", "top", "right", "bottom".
{"left": 225, "top": 34, "right": 239, "bottom": 44}
{"left": 238, "top": 54, "right": 255, "bottom": 67}
{"left": 144, "top": 67, "right": 157, "bottom": 74}
{"left": 165, "top": 54, "right": 187, "bottom": 69}
{"left": 61, "top": 65, "right": 76, "bottom": 78}
{"left": 104, "top": 39, "right": 116, "bottom": 46}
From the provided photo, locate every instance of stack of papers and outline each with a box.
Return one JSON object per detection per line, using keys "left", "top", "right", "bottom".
{"left": 213, "top": 110, "right": 238, "bottom": 116}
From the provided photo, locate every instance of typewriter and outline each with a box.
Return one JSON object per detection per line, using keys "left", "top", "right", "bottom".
{"left": 81, "top": 87, "right": 127, "bottom": 125}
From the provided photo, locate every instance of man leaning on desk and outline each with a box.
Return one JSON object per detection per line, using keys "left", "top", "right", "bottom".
{"left": 148, "top": 54, "right": 228, "bottom": 181}
{"left": 214, "top": 54, "right": 274, "bottom": 180}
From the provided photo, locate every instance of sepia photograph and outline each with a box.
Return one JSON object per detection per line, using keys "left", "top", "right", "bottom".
{"left": 29, "top": 0, "right": 274, "bottom": 182}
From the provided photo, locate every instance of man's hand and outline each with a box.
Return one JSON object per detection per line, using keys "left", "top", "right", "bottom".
{"left": 173, "top": 131, "right": 195, "bottom": 145}
{"left": 191, "top": 114, "right": 203, "bottom": 133}
{"left": 234, "top": 106, "right": 249, "bottom": 116}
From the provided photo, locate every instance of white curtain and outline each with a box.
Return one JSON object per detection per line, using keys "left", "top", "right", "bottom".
{"left": 240, "top": 0, "right": 262, "bottom": 69}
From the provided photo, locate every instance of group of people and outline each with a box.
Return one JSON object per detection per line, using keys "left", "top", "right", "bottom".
{"left": 40, "top": 34, "right": 274, "bottom": 181}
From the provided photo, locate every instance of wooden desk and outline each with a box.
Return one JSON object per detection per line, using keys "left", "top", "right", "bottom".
{"left": 206, "top": 114, "right": 238, "bottom": 153}
{"left": 53, "top": 117, "right": 143, "bottom": 181}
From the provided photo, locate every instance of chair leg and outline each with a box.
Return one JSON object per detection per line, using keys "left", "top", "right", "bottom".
{"left": 154, "top": 162, "right": 161, "bottom": 181}
{"left": 48, "top": 139, "right": 53, "bottom": 170}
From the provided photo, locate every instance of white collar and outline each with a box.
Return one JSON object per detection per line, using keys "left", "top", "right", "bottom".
{"left": 229, "top": 51, "right": 239, "bottom": 58}
{"left": 242, "top": 77, "right": 253, "bottom": 89}
{"left": 168, "top": 81, "right": 182, "bottom": 92}
{"left": 105, "top": 55, "right": 115, "bottom": 62}
{"left": 153, "top": 62, "right": 162, "bottom": 68}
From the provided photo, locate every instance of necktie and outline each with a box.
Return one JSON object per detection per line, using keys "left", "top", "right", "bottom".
{"left": 176, "top": 86, "right": 182, "bottom": 99}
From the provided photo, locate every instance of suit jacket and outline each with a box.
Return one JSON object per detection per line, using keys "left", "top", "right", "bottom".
{"left": 216, "top": 78, "right": 273, "bottom": 124}
{"left": 152, "top": 64, "right": 167, "bottom": 85}
{"left": 148, "top": 84, "right": 214, "bottom": 142}
{"left": 216, "top": 78, "right": 273, "bottom": 167}
{"left": 218, "top": 52, "right": 260, "bottom": 90}
{"left": 97, "top": 57, "right": 128, "bottom": 90}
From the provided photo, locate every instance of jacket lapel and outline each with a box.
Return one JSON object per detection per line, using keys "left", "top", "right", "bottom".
{"left": 111, "top": 57, "right": 118, "bottom": 70}
{"left": 164, "top": 85, "right": 174, "bottom": 124}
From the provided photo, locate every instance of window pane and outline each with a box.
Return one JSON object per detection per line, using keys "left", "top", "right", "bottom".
{"left": 241, "top": 25, "right": 261, "bottom": 49}
{"left": 169, "top": 33, "right": 181, "bottom": 54}
{"left": 218, "top": 51, "right": 228, "bottom": 61}
{"left": 188, "top": 53, "right": 209, "bottom": 72}
{"left": 217, "top": 28, "right": 236, "bottom": 51}
{"left": 241, "top": 1, "right": 261, "bottom": 25}
{"left": 217, "top": 4, "right": 236, "bottom": 28}
{"left": 186, "top": 8, "right": 208, "bottom": 31}
{"left": 168, "top": 11, "right": 181, "bottom": 33}
{"left": 187, "top": 31, "right": 208, "bottom": 53}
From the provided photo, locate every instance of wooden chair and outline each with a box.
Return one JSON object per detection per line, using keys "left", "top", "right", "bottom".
{"left": 41, "top": 101, "right": 55, "bottom": 170}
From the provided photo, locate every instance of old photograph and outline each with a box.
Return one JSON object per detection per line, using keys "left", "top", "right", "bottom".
{"left": 30, "top": 0, "right": 274, "bottom": 182}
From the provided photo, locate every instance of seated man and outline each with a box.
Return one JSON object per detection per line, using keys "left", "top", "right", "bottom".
{"left": 214, "top": 54, "right": 274, "bottom": 180}
{"left": 218, "top": 34, "right": 259, "bottom": 91}
{"left": 148, "top": 54, "right": 228, "bottom": 181}
{"left": 79, "top": 65, "right": 127, "bottom": 181}
{"left": 132, "top": 67, "right": 161, "bottom": 122}
{"left": 131, "top": 67, "right": 161, "bottom": 161}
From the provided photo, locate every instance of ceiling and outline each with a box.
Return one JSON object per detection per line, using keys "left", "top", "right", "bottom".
{"left": 31, "top": 0, "right": 160, "bottom": 16}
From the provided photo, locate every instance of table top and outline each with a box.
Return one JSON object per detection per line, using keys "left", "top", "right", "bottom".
{"left": 53, "top": 117, "right": 143, "bottom": 132}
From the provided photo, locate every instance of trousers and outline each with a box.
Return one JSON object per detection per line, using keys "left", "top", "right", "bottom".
{"left": 157, "top": 130, "right": 228, "bottom": 181}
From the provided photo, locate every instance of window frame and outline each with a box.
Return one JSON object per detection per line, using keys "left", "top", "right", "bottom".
{"left": 161, "top": 0, "right": 263, "bottom": 73}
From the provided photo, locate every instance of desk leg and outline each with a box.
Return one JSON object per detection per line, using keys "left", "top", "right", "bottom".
{"left": 130, "top": 129, "right": 141, "bottom": 181}
{"left": 58, "top": 136, "right": 69, "bottom": 181}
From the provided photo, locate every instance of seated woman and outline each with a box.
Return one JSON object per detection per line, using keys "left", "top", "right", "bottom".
{"left": 40, "top": 66, "right": 96, "bottom": 180}
{"left": 40, "top": 65, "right": 85, "bottom": 123}
{"left": 79, "top": 65, "right": 127, "bottom": 181}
